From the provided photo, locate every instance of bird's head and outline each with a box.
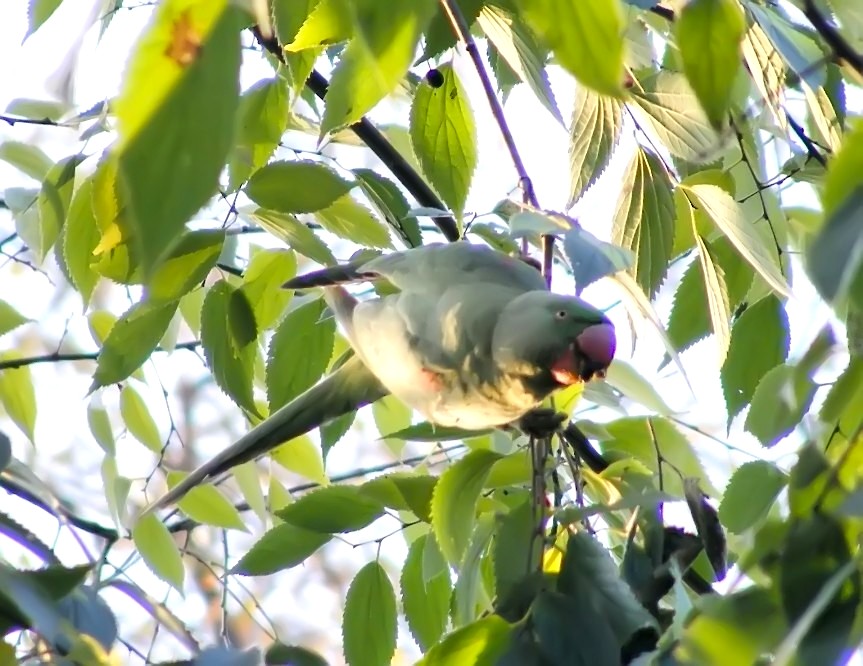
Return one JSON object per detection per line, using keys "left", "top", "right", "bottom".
{"left": 492, "top": 292, "right": 616, "bottom": 393}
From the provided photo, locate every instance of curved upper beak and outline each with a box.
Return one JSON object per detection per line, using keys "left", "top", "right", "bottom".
{"left": 574, "top": 321, "right": 616, "bottom": 380}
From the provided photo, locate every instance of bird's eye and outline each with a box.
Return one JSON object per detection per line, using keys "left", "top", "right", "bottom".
{"left": 555, "top": 310, "right": 567, "bottom": 320}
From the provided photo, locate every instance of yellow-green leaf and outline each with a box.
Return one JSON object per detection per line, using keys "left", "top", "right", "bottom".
{"left": 245, "top": 160, "right": 353, "bottom": 214}
{"left": 120, "top": 384, "right": 162, "bottom": 453}
{"left": 148, "top": 229, "right": 225, "bottom": 303}
{"left": 270, "top": 434, "right": 327, "bottom": 485}
{"left": 0, "top": 355, "right": 37, "bottom": 443}
{"left": 0, "top": 300, "right": 30, "bottom": 338}
{"left": 167, "top": 472, "right": 247, "bottom": 530}
{"left": 132, "top": 513, "right": 184, "bottom": 591}
{"left": 343, "top": 562, "right": 397, "bottom": 666}
{"left": 313, "top": 195, "right": 392, "bottom": 248}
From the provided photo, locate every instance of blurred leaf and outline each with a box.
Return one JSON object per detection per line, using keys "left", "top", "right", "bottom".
{"left": 750, "top": 4, "right": 826, "bottom": 89}
{"left": 168, "top": 472, "right": 246, "bottom": 530}
{"left": 27, "top": 154, "right": 82, "bottom": 262}
{"left": 285, "top": 0, "right": 350, "bottom": 51}
{"left": 86, "top": 397, "right": 114, "bottom": 456}
{"left": 718, "top": 460, "right": 788, "bottom": 534}
{"left": 120, "top": 385, "right": 162, "bottom": 453}
{"left": 56, "top": 586, "right": 118, "bottom": 652}
{"left": 684, "top": 479, "right": 726, "bottom": 579}
{"left": 0, "top": 356, "right": 37, "bottom": 443}
{"left": 0, "top": 300, "right": 30, "bottom": 338}
{"left": 354, "top": 168, "right": 421, "bottom": 248}
{"left": 676, "top": 0, "right": 745, "bottom": 128}
{"left": 245, "top": 160, "right": 353, "bottom": 214}
{"left": 372, "top": 394, "right": 412, "bottom": 457}
{"left": 62, "top": 176, "right": 100, "bottom": 305}
{"left": 91, "top": 299, "right": 178, "bottom": 390}
{"left": 612, "top": 147, "right": 675, "bottom": 297}
{"left": 240, "top": 248, "right": 297, "bottom": 333}
{"left": 271, "top": 435, "right": 327, "bottom": 485}
{"left": 745, "top": 364, "right": 817, "bottom": 447}
{"left": 276, "top": 486, "right": 384, "bottom": 533}
{"left": 532, "top": 589, "right": 620, "bottom": 664}
{"left": 115, "top": 1, "right": 241, "bottom": 276}
{"left": 0, "top": 141, "right": 52, "bottom": 181}
{"left": 382, "top": 422, "right": 490, "bottom": 442}
{"left": 314, "top": 195, "right": 393, "bottom": 248}
{"left": 628, "top": 72, "right": 719, "bottom": 162}
{"left": 568, "top": 86, "right": 623, "bottom": 207}
{"left": 418, "top": 615, "right": 511, "bottom": 665}
{"left": 232, "top": 523, "right": 331, "bottom": 576}
{"left": 694, "top": 233, "right": 732, "bottom": 363}
{"left": 410, "top": 63, "right": 476, "bottom": 219}
{"left": 321, "top": 1, "right": 435, "bottom": 135}
{"left": 452, "top": 512, "right": 495, "bottom": 626}
{"left": 721, "top": 295, "right": 790, "bottom": 426}
{"left": 562, "top": 225, "right": 635, "bottom": 290}
{"left": 493, "top": 496, "right": 542, "bottom": 603}
{"left": 343, "top": 562, "right": 397, "bottom": 666}
{"left": 820, "top": 357, "right": 863, "bottom": 438}
{"left": 604, "top": 360, "right": 673, "bottom": 415}
{"left": 229, "top": 78, "right": 288, "bottom": 190}
{"left": 401, "top": 533, "right": 451, "bottom": 650}
{"left": 250, "top": 209, "right": 336, "bottom": 265}
{"left": 431, "top": 449, "right": 501, "bottom": 564}
{"left": 132, "top": 513, "right": 184, "bottom": 591}
{"left": 421, "top": 0, "right": 484, "bottom": 61}
{"left": 148, "top": 229, "right": 225, "bottom": 303}
{"left": 267, "top": 299, "right": 334, "bottom": 411}
{"left": 520, "top": 0, "right": 624, "bottom": 97}
{"left": 477, "top": 5, "right": 561, "bottom": 124}
{"left": 265, "top": 643, "right": 328, "bottom": 666}
{"left": 26, "top": 0, "right": 64, "bottom": 37}
{"left": 201, "top": 281, "right": 259, "bottom": 415}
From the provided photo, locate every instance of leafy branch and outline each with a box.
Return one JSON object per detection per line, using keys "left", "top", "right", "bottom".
{"left": 0, "top": 341, "right": 202, "bottom": 371}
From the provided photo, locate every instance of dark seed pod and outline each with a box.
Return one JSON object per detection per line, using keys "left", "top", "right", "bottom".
{"left": 425, "top": 69, "right": 444, "bottom": 88}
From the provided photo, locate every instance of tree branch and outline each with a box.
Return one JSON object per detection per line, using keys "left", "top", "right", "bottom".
{"left": 0, "top": 114, "right": 66, "bottom": 128}
{"left": 0, "top": 341, "right": 201, "bottom": 371}
{"left": 803, "top": 0, "right": 863, "bottom": 77}
{"left": 249, "top": 26, "right": 461, "bottom": 244}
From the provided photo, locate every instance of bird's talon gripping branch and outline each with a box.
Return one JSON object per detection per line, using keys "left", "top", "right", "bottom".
{"left": 519, "top": 408, "right": 567, "bottom": 439}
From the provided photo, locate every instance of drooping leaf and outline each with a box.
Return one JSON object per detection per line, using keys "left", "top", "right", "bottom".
{"left": 493, "top": 496, "right": 542, "bottom": 604}
{"left": 431, "top": 450, "right": 502, "bottom": 564}
{"left": 604, "top": 359, "right": 673, "bottom": 415}
{"left": 272, "top": 0, "right": 320, "bottom": 96}
{"left": 0, "top": 140, "right": 52, "bottom": 181}
{"left": 321, "top": 1, "right": 435, "bottom": 135}
{"left": 721, "top": 295, "right": 790, "bottom": 426}
{"left": 270, "top": 434, "right": 328, "bottom": 485}
{"left": 562, "top": 225, "right": 635, "bottom": 290}
{"left": 567, "top": 85, "right": 624, "bottom": 207}
{"left": 520, "top": 0, "right": 624, "bottom": 97}
{"left": 410, "top": 62, "right": 477, "bottom": 220}
{"left": 245, "top": 160, "right": 353, "bottom": 214}
{"left": 131, "top": 513, "right": 184, "bottom": 591}
{"left": 421, "top": 0, "right": 485, "bottom": 61}
{"left": 342, "top": 562, "right": 397, "bottom": 666}
{"left": 232, "top": 523, "right": 331, "bottom": 576}
{"left": 0, "top": 355, "right": 37, "bottom": 443}
{"left": 401, "top": 533, "right": 451, "bottom": 650}
{"left": 119, "top": 384, "right": 162, "bottom": 454}
{"left": 676, "top": 0, "right": 745, "bottom": 128}
{"left": 627, "top": 72, "right": 719, "bottom": 163}
{"left": 276, "top": 486, "right": 384, "bottom": 534}
{"left": 115, "top": 0, "right": 241, "bottom": 276}
{"left": 611, "top": 147, "right": 675, "bottom": 297}
{"left": 693, "top": 233, "right": 732, "bottom": 363}
{"left": 372, "top": 394, "right": 412, "bottom": 457}
{"left": 62, "top": 176, "right": 100, "bottom": 305}
{"left": 718, "top": 461, "right": 788, "bottom": 534}
{"left": 750, "top": 4, "right": 826, "bottom": 90}
{"left": 90, "top": 299, "right": 178, "bottom": 391}
{"left": 200, "top": 281, "right": 259, "bottom": 415}
{"left": 741, "top": 22, "right": 786, "bottom": 130}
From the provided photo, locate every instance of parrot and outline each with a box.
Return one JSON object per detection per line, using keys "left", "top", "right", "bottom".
{"left": 144, "top": 242, "right": 615, "bottom": 515}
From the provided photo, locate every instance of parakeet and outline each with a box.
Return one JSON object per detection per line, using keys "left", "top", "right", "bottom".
{"left": 144, "top": 242, "right": 615, "bottom": 514}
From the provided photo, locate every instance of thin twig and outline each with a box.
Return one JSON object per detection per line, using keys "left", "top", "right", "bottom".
{"left": 0, "top": 341, "right": 201, "bottom": 371}
{"left": 437, "top": 0, "right": 556, "bottom": 285}
{"left": 803, "top": 0, "right": 863, "bottom": 76}
{"left": 248, "top": 25, "right": 461, "bottom": 243}
{"left": 0, "top": 115, "right": 66, "bottom": 127}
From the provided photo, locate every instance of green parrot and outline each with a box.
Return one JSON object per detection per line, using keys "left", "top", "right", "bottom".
{"left": 145, "top": 242, "right": 615, "bottom": 514}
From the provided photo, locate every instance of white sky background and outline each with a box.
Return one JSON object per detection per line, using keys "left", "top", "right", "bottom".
{"left": 0, "top": 0, "right": 858, "bottom": 663}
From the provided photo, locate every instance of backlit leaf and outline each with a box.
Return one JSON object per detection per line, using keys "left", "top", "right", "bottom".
{"left": 342, "top": 562, "right": 397, "bottom": 666}
{"left": 0, "top": 355, "right": 37, "bottom": 443}
{"left": 168, "top": 472, "right": 247, "bottom": 530}
{"left": 718, "top": 461, "right": 787, "bottom": 534}
{"left": 276, "top": 485, "right": 384, "bottom": 533}
{"left": 568, "top": 85, "right": 624, "bottom": 206}
{"left": 401, "top": 533, "right": 451, "bottom": 650}
{"left": 245, "top": 160, "right": 353, "bottom": 214}
{"left": 313, "top": 195, "right": 392, "bottom": 248}
{"left": 232, "top": 523, "right": 331, "bottom": 576}
{"left": 745, "top": 364, "right": 817, "bottom": 447}
{"left": 120, "top": 384, "right": 162, "bottom": 453}
{"left": 132, "top": 513, "right": 184, "bottom": 591}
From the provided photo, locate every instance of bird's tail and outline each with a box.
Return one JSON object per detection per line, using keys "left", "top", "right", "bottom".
{"left": 143, "top": 354, "right": 388, "bottom": 515}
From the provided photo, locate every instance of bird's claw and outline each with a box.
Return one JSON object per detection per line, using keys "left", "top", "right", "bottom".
{"left": 519, "top": 408, "right": 567, "bottom": 439}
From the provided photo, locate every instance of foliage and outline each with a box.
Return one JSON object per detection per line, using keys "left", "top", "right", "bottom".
{"left": 0, "top": 0, "right": 862, "bottom": 663}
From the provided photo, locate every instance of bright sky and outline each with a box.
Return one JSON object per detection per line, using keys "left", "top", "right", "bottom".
{"left": 0, "top": 0, "right": 857, "bottom": 663}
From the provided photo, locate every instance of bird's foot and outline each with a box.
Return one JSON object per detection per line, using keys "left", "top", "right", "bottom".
{"left": 519, "top": 408, "right": 567, "bottom": 439}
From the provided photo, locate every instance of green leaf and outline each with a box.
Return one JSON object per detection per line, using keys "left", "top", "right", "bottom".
{"left": 820, "top": 358, "right": 863, "bottom": 438}
{"left": 240, "top": 248, "right": 297, "bottom": 332}
{"left": 285, "top": 0, "right": 351, "bottom": 51}
{"left": 718, "top": 461, "right": 787, "bottom": 534}
{"left": 401, "top": 534, "right": 451, "bottom": 650}
{"left": 200, "top": 281, "right": 259, "bottom": 415}
{"left": 0, "top": 355, "right": 37, "bottom": 443}
{"left": 745, "top": 364, "right": 817, "bottom": 447}
{"left": 62, "top": 176, "right": 100, "bottom": 305}
{"left": 431, "top": 450, "right": 502, "bottom": 565}
{"left": 381, "top": 422, "right": 491, "bottom": 442}
{"left": 28, "top": 154, "right": 82, "bottom": 262}
{"left": 272, "top": 0, "right": 320, "bottom": 97}
{"left": 721, "top": 296, "right": 789, "bottom": 426}
{"left": 477, "top": 5, "right": 562, "bottom": 124}
{"left": 741, "top": 21, "right": 786, "bottom": 131}
{"left": 265, "top": 644, "right": 328, "bottom": 666}
{"left": 372, "top": 394, "right": 412, "bottom": 456}
{"left": 682, "top": 183, "right": 790, "bottom": 297}
{"left": 354, "top": 168, "right": 421, "bottom": 248}
{"left": 452, "top": 512, "right": 495, "bottom": 626}
{"left": 611, "top": 147, "right": 675, "bottom": 297}
{"left": 0, "top": 300, "right": 30, "bottom": 338}
{"left": 232, "top": 523, "right": 331, "bottom": 576}
{"left": 320, "top": 1, "right": 434, "bottom": 135}
{"left": 148, "top": 229, "right": 224, "bottom": 303}
{"left": 418, "top": 615, "right": 512, "bottom": 665}
{"left": 360, "top": 473, "right": 437, "bottom": 523}
{"left": 493, "top": 495, "right": 542, "bottom": 603}
{"left": 228, "top": 78, "right": 288, "bottom": 190}
{"left": 694, "top": 233, "right": 732, "bottom": 363}
{"left": 0, "top": 141, "right": 52, "bottom": 181}
{"left": 342, "top": 562, "right": 397, "bottom": 666}
{"left": 410, "top": 62, "right": 477, "bottom": 219}
{"left": 245, "top": 160, "right": 353, "bottom": 214}
{"left": 270, "top": 434, "right": 327, "bottom": 485}
{"left": 250, "top": 209, "right": 336, "bottom": 265}
{"left": 558, "top": 531, "right": 656, "bottom": 644}
{"left": 676, "top": 0, "right": 745, "bottom": 128}
{"left": 266, "top": 299, "right": 334, "bottom": 412}
{"left": 561, "top": 224, "right": 635, "bottom": 289}
{"left": 90, "top": 299, "right": 178, "bottom": 390}
{"left": 567, "top": 85, "right": 624, "bottom": 206}
{"left": 627, "top": 72, "right": 719, "bottom": 162}
{"left": 132, "top": 513, "right": 184, "bottom": 591}
{"left": 750, "top": 5, "right": 826, "bottom": 89}
{"left": 421, "top": 0, "right": 485, "bottom": 61}
{"left": 520, "top": 0, "right": 624, "bottom": 97}
{"left": 807, "top": 186, "right": 863, "bottom": 306}
{"left": 276, "top": 486, "right": 384, "bottom": 533}
{"left": 313, "top": 195, "right": 393, "bottom": 248}
{"left": 115, "top": 1, "right": 241, "bottom": 276}
{"left": 27, "top": 0, "right": 64, "bottom": 37}
{"left": 120, "top": 384, "right": 162, "bottom": 453}
{"left": 87, "top": 397, "right": 115, "bottom": 455}
{"left": 166, "top": 472, "right": 246, "bottom": 530}
{"left": 600, "top": 417, "right": 715, "bottom": 496}
{"left": 604, "top": 359, "right": 673, "bottom": 415}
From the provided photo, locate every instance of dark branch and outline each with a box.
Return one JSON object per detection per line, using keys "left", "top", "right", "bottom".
{"left": 0, "top": 114, "right": 65, "bottom": 127}
{"left": 803, "top": 0, "right": 863, "bottom": 76}
{"left": 0, "top": 341, "right": 201, "bottom": 371}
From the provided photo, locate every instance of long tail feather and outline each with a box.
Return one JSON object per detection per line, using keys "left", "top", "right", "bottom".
{"left": 283, "top": 262, "right": 381, "bottom": 290}
{"left": 143, "top": 355, "right": 388, "bottom": 515}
